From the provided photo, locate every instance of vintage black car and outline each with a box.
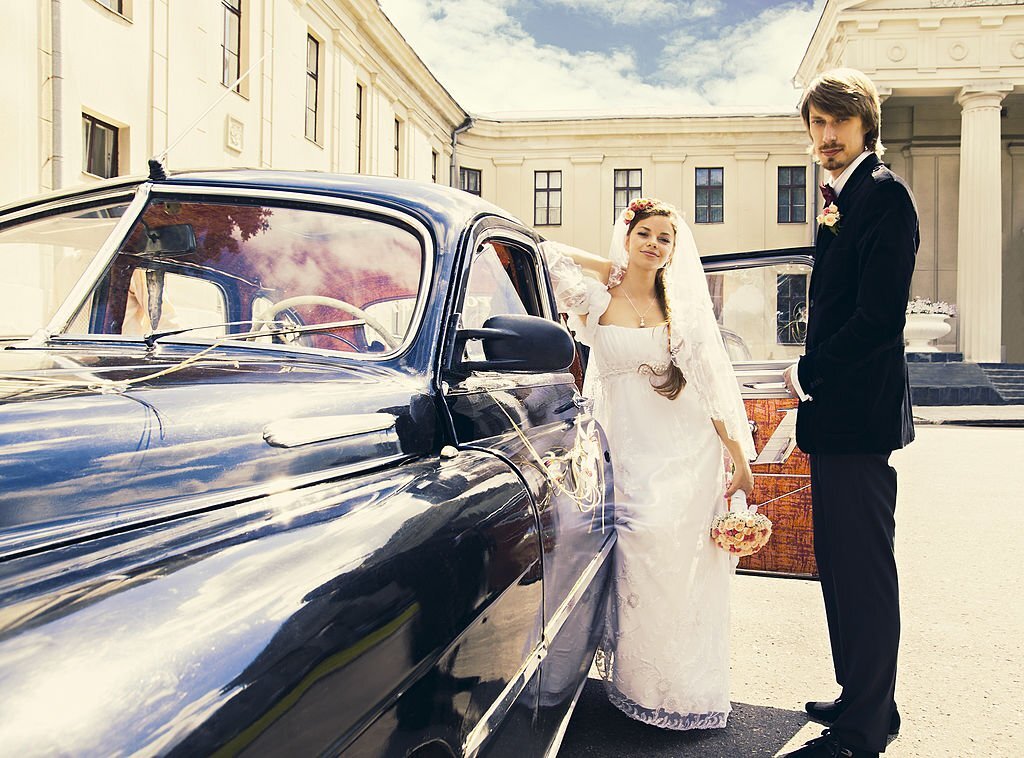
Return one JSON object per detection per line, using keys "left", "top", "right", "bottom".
{"left": 0, "top": 172, "right": 617, "bottom": 756}
{"left": 0, "top": 169, "right": 823, "bottom": 756}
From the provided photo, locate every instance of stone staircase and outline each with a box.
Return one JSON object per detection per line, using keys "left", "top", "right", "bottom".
{"left": 980, "top": 364, "right": 1024, "bottom": 404}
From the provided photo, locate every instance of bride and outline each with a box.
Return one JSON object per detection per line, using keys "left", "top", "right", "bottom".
{"left": 541, "top": 197, "right": 756, "bottom": 730}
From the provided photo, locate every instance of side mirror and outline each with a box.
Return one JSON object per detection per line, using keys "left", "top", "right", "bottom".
{"left": 454, "top": 314, "right": 575, "bottom": 374}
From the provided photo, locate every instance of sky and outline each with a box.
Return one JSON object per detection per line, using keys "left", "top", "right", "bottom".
{"left": 377, "top": 0, "right": 828, "bottom": 116}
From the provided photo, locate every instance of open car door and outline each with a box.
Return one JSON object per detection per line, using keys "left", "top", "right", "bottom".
{"left": 703, "top": 248, "right": 817, "bottom": 579}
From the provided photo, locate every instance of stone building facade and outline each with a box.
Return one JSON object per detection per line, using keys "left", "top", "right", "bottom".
{"left": 3, "top": 0, "right": 1022, "bottom": 361}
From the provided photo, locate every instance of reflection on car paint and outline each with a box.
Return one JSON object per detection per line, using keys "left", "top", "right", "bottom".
{"left": 0, "top": 172, "right": 616, "bottom": 757}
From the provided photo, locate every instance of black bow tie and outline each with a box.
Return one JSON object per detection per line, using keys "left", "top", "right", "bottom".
{"left": 820, "top": 183, "right": 837, "bottom": 206}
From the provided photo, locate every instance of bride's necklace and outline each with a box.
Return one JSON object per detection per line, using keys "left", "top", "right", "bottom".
{"left": 621, "top": 288, "right": 657, "bottom": 327}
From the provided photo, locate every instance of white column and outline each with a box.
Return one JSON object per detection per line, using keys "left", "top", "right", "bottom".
{"left": 956, "top": 84, "right": 1011, "bottom": 362}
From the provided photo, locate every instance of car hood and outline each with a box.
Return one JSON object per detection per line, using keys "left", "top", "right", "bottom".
{"left": 0, "top": 344, "right": 435, "bottom": 557}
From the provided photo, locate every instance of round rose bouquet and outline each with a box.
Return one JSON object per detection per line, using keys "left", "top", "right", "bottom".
{"left": 711, "top": 495, "right": 772, "bottom": 557}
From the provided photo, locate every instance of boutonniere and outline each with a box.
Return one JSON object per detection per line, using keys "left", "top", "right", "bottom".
{"left": 817, "top": 203, "right": 841, "bottom": 235}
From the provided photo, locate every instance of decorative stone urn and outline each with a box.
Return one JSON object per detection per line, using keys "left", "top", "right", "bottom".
{"left": 904, "top": 313, "right": 951, "bottom": 352}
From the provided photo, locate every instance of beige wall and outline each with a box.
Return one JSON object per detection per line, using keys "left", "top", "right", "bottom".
{"left": 0, "top": 0, "right": 465, "bottom": 206}
{"left": 457, "top": 115, "right": 817, "bottom": 258}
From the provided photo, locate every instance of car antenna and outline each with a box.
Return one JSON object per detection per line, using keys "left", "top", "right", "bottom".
{"left": 147, "top": 50, "right": 272, "bottom": 181}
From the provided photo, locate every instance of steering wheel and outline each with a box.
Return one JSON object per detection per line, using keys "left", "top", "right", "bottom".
{"left": 265, "top": 295, "right": 399, "bottom": 350}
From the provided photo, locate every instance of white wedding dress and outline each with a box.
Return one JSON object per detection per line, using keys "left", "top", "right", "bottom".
{"left": 548, "top": 254, "right": 733, "bottom": 730}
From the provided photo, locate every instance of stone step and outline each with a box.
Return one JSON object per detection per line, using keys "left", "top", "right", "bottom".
{"left": 979, "top": 364, "right": 1024, "bottom": 404}
{"left": 908, "top": 362, "right": 1003, "bottom": 406}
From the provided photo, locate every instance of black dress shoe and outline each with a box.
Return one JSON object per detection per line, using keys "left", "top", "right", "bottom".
{"left": 805, "top": 697, "right": 901, "bottom": 735}
{"left": 783, "top": 729, "right": 878, "bottom": 757}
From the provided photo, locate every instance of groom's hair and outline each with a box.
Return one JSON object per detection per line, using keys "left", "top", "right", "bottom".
{"left": 799, "top": 68, "right": 884, "bottom": 157}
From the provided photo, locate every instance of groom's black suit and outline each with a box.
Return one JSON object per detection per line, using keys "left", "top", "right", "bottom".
{"left": 796, "top": 152, "right": 918, "bottom": 754}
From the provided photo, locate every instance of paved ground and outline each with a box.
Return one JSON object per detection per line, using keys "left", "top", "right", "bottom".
{"left": 913, "top": 405, "right": 1024, "bottom": 426}
{"left": 560, "top": 423, "right": 1024, "bottom": 757}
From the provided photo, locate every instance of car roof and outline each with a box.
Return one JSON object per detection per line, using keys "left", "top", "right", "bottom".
{"left": 1, "top": 169, "right": 522, "bottom": 234}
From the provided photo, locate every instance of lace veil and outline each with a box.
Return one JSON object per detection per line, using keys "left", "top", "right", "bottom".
{"left": 609, "top": 206, "right": 757, "bottom": 461}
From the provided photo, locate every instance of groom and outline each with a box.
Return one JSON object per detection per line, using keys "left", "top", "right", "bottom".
{"left": 782, "top": 68, "right": 918, "bottom": 758}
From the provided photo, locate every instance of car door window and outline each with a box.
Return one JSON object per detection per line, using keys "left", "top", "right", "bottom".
{"left": 704, "top": 255, "right": 816, "bottom": 579}
{"left": 121, "top": 270, "right": 227, "bottom": 337}
{"left": 705, "top": 261, "right": 811, "bottom": 363}
{"left": 460, "top": 241, "right": 543, "bottom": 362}
{"left": 0, "top": 201, "right": 132, "bottom": 337}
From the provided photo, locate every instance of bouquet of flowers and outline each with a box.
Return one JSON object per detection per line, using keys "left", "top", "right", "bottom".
{"left": 710, "top": 492, "right": 772, "bottom": 558}
{"left": 906, "top": 296, "right": 957, "bottom": 317}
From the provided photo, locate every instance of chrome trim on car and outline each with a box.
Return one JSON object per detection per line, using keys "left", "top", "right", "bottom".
{"left": 0, "top": 453, "right": 412, "bottom": 561}
{"left": 463, "top": 644, "right": 546, "bottom": 758}
{"left": 45, "top": 184, "right": 153, "bottom": 337}
{"left": 263, "top": 413, "right": 397, "bottom": 448}
{"left": 543, "top": 534, "right": 615, "bottom": 646}
{"left": 462, "top": 536, "right": 615, "bottom": 758}
{"left": 702, "top": 253, "right": 814, "bottom": 273}
{"left": 542, "top": 660, "right": 593, "bottom": 758}
{"left": 0, "top": 180, "right": 144, "bottom": 222}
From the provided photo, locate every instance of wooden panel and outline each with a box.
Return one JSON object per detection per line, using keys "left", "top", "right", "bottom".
{"left": 738, "top": 397, "right": 817, "bottom": 578}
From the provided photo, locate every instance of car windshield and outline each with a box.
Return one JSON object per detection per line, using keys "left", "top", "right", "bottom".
{"left": 0, "top": 202, "right": 131, "bottom": 337}
{"left": 52, "top": 197, "right": 426, "bottom": 356}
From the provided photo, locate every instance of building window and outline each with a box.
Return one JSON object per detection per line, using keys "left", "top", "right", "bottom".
{"left": 432, "top": 150, "right": 439, "bottom": 183}
{"left": 305, "top": 35, "right": 320, "bottom": 142}
{"left": 355, "top": 84, "right": 364, "bottom": 173}
{"left": 534, "top": 171, "right": 562, "bottom": 226}
{"left": 394, "top": 119, "right": 402, "bottom": 177}
{"left": 614, "top": 169, "right": 642, "bottom": 218}
{"left": 778, "top": 166, "right": 806, "bottom": 224}
{"left": 460, "top": 167, "right": 481, "bottom": 196}
{"left": 222, "top": 0, "right": 241, "bottom": 90}
{"left": 695, "top": 167, "right": 724, "bottom": 224}
{"left": 777, "top": 273, "right": 809, "bottom": 345}
{"left": 82, "top": 114, "right": 119, "bottom": 179}
{"left": 94, "top": 0, "right": 124, "bottom": 13}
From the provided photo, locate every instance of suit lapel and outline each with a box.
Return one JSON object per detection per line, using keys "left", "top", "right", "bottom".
{"left": 833, "top": 152, "right": 879, "bottom": 211}
{"left": 813, "top": 152, "right": 880, "bottom": 256}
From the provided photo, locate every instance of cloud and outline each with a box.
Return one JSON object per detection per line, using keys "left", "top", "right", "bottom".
{"left": 380, "top": 0, "right": 705, "bottom": 113}
{"left": 378, "top": 0, "right": 823, "bottom": 114}
{"left": 539, "top": 0, "right": 722, "bottom": 23}
{"left": 658, "top": 1, "right": 826, "bottom": 109}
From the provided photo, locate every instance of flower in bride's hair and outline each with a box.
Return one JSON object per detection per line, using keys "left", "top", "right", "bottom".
{"left": 622, "top": 209, "right": 635, "bottom": 224}
{"left": 628, "top": 198, "right": 656, "bottom": 214}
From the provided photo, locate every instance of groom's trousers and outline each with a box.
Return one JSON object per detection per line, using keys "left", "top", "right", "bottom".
{"left": 810, "top": 452, "right": 900, "bottom": 754}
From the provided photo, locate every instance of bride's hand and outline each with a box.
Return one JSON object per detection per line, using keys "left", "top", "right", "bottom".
{"left": 724, "top": 459, "right": 754, "bottom": 498}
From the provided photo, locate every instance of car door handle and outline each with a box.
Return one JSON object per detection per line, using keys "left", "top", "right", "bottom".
{"left": 743, "top": 381, "right": 788, "bottom": 391}
{"left": 572, "top": 394, "right": 594, "bottom": 412}
{"left": 553, "top": 394, "right": 593, "bottom": 415}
